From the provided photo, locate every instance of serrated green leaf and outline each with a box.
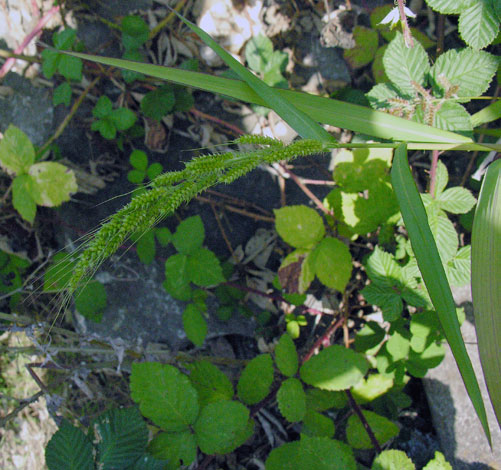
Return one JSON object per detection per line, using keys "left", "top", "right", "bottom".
{"left": 173, "top": 87, "right": 195, "bottom": 112}
{"left": 423, "top": 451, "right": 452, "bottom": 470}
{"left": 45, "top": 420, "right": 94, "bottom": 470}
{"left": 383, "top": 32, "right": 429, "bottom": 96}
{"left": 430, "top": 49, "right": 498, "bottom": 100}
{"left": 130, "top": 362, "right": 199, "bottom": 432}
{"left": 74, "top": 280, "right": 106, "bottom": 321}
{"left": 58, "top": 55, "right": 82, "bottom": 81}
{"left": 446, "top": 245, "right": 471, "bottom": 286}
{"left": 366, "top": 82, "right": 403, "bottom": 110}
{"left": 372, "top": 449, "right": 415, "bottom": 470}
{"left": 407, "top": 341, "right": 445, "bottom": 377}
{"left": 343, "top": 26, "right": 379, "bottom": 69}
{"left": 432, "top": 101, "right": 473, "bottom": 135}
{"left": 155, "top": 227, "right": 171, "bottom": 246}
{"left": 427, "top": 209, "right": 458, "bottom": 263}
{"left": 302, "top": 409, "right": 335, "bottom": 437}
{"left": 130, "top": 150, "right": 148, "bottom": 171}
{"left": 187, "top": 247, "right": 224, "bottom": 287}
{"left": 28, "top": 162, "right": 77, "bottom": 207}
{"left": 141, "top": 86, "right": 175, "bottom": 121}
{"left": 93, "top": 96, "right": 113, "bottom": 118}
{"left": 173, "top": 215, "right": 205, "bottom": 254}
{"left": 164, "top": 253, "right": 191, "bottom": 300}
{"left": 354, "top": 321, "right": 385, "bottom": 353}
{"left": 471, "top": 99, "right": 501, "bottom": 127}
{"left": 434, "top": 160, "right": 449, "bottom": 197}
{"left": 148, "top": 431, "right": 197, "bottom": 470}
{"left": 245, "top": 34, "right": 274, "bottom": 72}
{"left": 53, "top": 82, "right": 72, "bottom": 106}
{"left": 361, "top": 284, "right": 403, "bottom": 322}
{"left": 12, "top": 174, "right": 37, "bottom": 223}
{"left": 265, "top": 436, "right": 356, "bottom": 470}
{"left": 305, "top": 388, "right": 347, "bottom": 411}
{"left": 313, "top": 237, "right": 352, "bottom": 292}
{"left": 0, "top": 125, "right": 35, "bottom": 175}
{"left": 365, "top": 246, "right": 402, "bottom": 284}
{"left": 300, "top": 345, "right": 368, "bottom": 391}
{"left": 351, "top": 374, "right": 394, "bottom": 404}
{"left": 437, "top": 187, "right": 476, "bottom": 214}
{"left": 277, "top": 378, "right": 306, "bottom": 422}
{"left": 346, "top": 410, "right": 399, "bottom": 449}
{"left": 274, "top": 205, "right": 325, "bottom": 249}
{"left": 41, "top": 48, "right": 60, "bottom": 79}
{"left": 275, "top": 333, "right": 298, "bottom": 377}
{"left": 410, "top": 310, "right": 441, "bottom": 353}
{"left": 110, "top": 108, "right": 137, "bottom": 131}
{"left": 386, "top": 330, "right": 411, "bottom": 361}
{"left": 194, "top": 400, "right": 250, "bottom": 455}
{"left": 187, "top": 360, "right": 233, "bottom": 408}
{"left": 237, "top": 354, "right": 274, "bottom": 405}
{"left": 183, "top": 303, "right": 207, "bottom": 346}
{"left": 459, "top": 0, "right": 499, "bottom": 49}
{"left": 93, "top": 407, "right": 148, "bottom": 470}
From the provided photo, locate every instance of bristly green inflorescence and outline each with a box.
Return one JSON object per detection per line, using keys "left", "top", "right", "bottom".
{"left": 66, "top": 137, "right": 327, "bottom": 293}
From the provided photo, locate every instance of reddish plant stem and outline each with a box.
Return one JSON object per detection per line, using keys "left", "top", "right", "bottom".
{"left": 0, "top": 5, "right": 60, "bottom": 78}
{"left": 396, "top": 0, "right": 414, "bottom": 48}
{"left": 346, "top": 389, "right": 382, "bottom": 453}
{"left": 278, "top": 163, "right": 333, "bottom": 216}
{"left": 301, "top": 315, "right": 345, "bottom": 363}
{"left": 190, "top": 108, "right": 245, "bottom": 137}
{"left": 436, "top": 13, "right": 445, "bottom": 57}
{"left": 429, "top": 149, "right": 441, "bottom": 198}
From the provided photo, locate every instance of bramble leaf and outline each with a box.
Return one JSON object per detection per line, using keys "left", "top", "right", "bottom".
{"left": 183, "top": 303, "right": 207, "bottom": 346}
{"left": 277, "top": 378, "right": 306, "bottom": 422}
{"left": 130, "top": 362, "right": 199, "bottom": 432}
{"left": 164, "top": 253, "right": 192, "bottom": 300}
{"left": 305, "top": 388, "right": 347, "bottom": 412}
{"left": 187, "top": 247, "right": 225, "bottom": 286}
{"left": 383, "top": 32, "right": 429, "bottom": 96}
{"left": 187, "top": 360, "right": 233, "bottom": 408}
{"left": 372, "top": 449, "right": 415, "bottom": 470}
{"left": 92, "top": 407, "right": 148, "bottom": 469}
{"left": 29, "top": 162, "right": 77, "bottom": 207}
{"left": 58, "top": 54, "right": 83, "bottom": 81}
{"left": 53, "top": 82, "right": 72, "bottom": 106}
{"left": 343, "top": 26, "right": 379, "bottom": 69}
{"left": 237, "top": 354, "right": 274, "bottom": 405}
{"left": 194, "top": 401, "right": 250, "bottom": 455}
{"left": 351, "top": 374, "right": 394, "bottom": 404}
{"left": 75, "top": 280, "right": 106, "bottom": 321}
{"left": 45, "top": 420, "right": 94, "bottom": 470}
{"left": 459, "top": 0, "right": 499, "bottom": 49}
{"left": 313, "top": 237, "right": 352, "bottom": 292}
{"left": 141, "top": 86, "right": 175, "bottom": 121}
{"left": 437, "top": 187, "right": 476, "bottom": 214}
{"left": 265, "top": 436, "right": 356, "bottom": 470}
{"left": 423, "top": 451, "right": 452, "bottom": 470}
{"left": 274, "top": 333, "right": 298, "bottom": 377}
{"left": 245, "top": 34, "right": 273, "bottom": 72}
{"left": 274, "top": 206, "right": 325, "bottom": 249}
{"left": 300, "top": 345, "right": 369, "bottom": 391}
{"left": 346, "top": 410, "right": 399, "bottom": 449}
{"left": 354, "top": 321, "right": 385, "bottom": 353}
{"left": 12, "top": 174, "right": 37, "bottom": 223}
{"left": 148, "top": 431, "right": 197, "bottom": 470}
{"left": 173, "top": 215, "right": 205, "bottom": 254}
{"left": 301, "top": 409, "right": 335, "bottom": 438}
{"left": 0, "top": 125, "right": 35, "bottom": 175}
{"left": 109, "top": 108, "right": 137, "bottom": 131}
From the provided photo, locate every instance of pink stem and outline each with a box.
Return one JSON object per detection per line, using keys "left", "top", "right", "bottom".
{"left": 0, "top": 5, "right": 60, "bottom": 78}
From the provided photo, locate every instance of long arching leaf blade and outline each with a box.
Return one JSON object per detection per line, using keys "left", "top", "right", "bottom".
{"left": 391, "top": 143, "right": 491, "bottom": 444}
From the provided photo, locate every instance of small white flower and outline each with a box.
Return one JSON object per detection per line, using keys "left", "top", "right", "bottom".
{"left": 379, "top": 6, "right": 416, "bottom": 27}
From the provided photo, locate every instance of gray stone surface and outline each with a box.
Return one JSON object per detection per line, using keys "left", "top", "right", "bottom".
{"left": 0, "top": 72, "right": 53, "bottom": 146}
{"left": 75, "top": 251, "right": 256, "bottom": 350}
{"left": 424, "top": 285, "right": 501, "bottom": 469}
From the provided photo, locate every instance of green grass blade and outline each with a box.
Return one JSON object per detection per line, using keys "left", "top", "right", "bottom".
{"left": 391, "top": 143, "right": 491, "bottom": 444}
{"left": 471, "top": 159, "right": 501, "bottom": 430}
{"left": 471, "top": 100, "right": 501, "bottom": 128}
{"left": 175, "top": 12, "right": 335, "bottom": 143}
{"left": 56, "top": 50, "right": 478, "bottom": 146}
